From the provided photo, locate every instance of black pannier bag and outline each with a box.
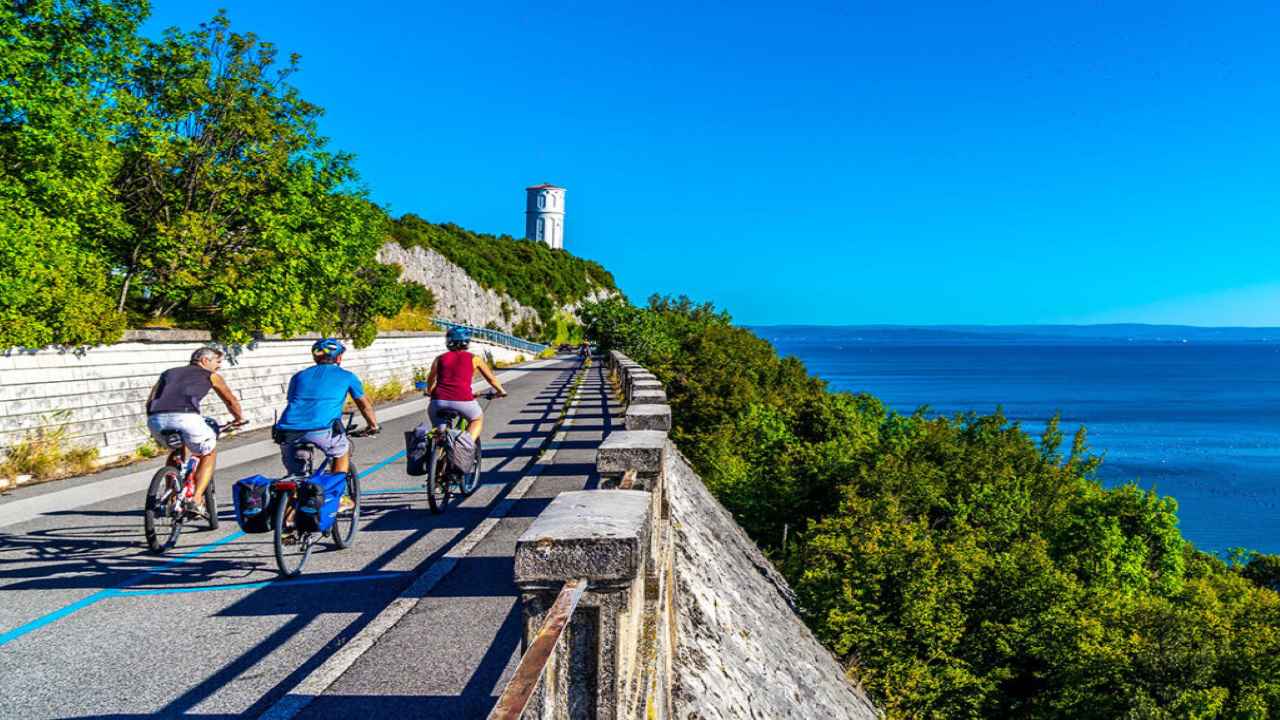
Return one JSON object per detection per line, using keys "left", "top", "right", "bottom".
{"left": 232, "top": 475, "right": 275, "bottom": 533}
{"left": 405, "top": 424, "right": 431, "bottom": 477}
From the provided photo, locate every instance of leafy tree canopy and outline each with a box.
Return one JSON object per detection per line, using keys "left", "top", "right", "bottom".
{"left": 1, "top": 3, "right": 406, "bottom": 349}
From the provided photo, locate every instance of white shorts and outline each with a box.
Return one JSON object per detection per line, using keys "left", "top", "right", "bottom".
{"left": 147, "top": 413, "right": 218, "bottom": 455}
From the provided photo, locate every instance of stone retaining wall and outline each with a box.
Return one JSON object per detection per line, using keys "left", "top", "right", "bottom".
{"left": 0, "top": 332, "right": 527, "bottom": 465}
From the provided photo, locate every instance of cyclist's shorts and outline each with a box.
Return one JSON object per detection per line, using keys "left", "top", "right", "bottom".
{"left": 428, "top": 399, "right": 482, "bottom": 427}
{"left": 147, "top": 413, "right": 217, "bottom": 455}
{"left": 280, "top": 428, "right": 350, "bottom": 476}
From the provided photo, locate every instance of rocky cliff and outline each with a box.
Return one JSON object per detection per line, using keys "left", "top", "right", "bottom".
{"left": 378, "top": 242, "right": 616, "bottom": 334}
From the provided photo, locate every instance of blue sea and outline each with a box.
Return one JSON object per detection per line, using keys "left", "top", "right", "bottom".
{"left": 753, "top": 325, "right": 1280, "bottom": 556}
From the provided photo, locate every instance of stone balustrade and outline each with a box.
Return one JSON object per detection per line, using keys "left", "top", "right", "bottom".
{"left": 506, "top": 350, "right": 879, "bottom": 720}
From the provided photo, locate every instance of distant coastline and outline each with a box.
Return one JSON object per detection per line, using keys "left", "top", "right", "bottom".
{"left": 749, "top": 323, "right": 1280, "bottom": 345}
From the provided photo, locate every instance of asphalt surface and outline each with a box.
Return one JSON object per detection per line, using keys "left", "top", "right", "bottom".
{"left": 298, "top": 355, "right": 617, "bottom": 719}
{"left": 0, "top": 355, "right": 615, "bottom": 719}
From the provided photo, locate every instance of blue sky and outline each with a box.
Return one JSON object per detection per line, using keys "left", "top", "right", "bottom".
{"left": 143, "top": 2, "right": 1280, "bottom": 326}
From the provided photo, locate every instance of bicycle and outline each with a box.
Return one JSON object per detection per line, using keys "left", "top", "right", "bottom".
{"left": 143, "top": 418, "right": 246, "bottom": 554}
{"left": 424, "top": 392, "right": 501, "bottom": 514}
{"left": 270, "top": 414, "right": 377, "bottom": 578}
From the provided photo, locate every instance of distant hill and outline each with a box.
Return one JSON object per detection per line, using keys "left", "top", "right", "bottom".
{"left": 388, "top": 215, "right": 619, "bottom": 340}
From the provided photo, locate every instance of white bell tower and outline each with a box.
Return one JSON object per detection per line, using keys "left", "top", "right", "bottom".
{"left": 525, "top": 183, "right": 566, "bottom": 249}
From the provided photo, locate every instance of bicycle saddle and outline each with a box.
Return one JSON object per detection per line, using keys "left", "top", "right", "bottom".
{"left": 159, "top": 432, "right": 184, "bottom": 449}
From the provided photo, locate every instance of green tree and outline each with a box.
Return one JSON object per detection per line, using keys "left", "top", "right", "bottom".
{"left": 111, "top": 13, "right": 400, "bottom": 346}
{"left": 0, "top": 0, "right": 142, "bottom": 348}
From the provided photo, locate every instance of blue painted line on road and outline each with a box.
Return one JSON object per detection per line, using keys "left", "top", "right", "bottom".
{"left": 0, "top": 445, "right": 409, "bottom": 648}
{"left": 363, "top": 486, "right": 428, "bottom": 496}
{"left": 0, "top": 590, "right": 117, "bottom": 647}
{"left": 360, "top": 450, "right": 406, "bottom": 479}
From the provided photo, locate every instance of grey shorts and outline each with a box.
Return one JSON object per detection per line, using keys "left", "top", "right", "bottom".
{"left": 280, "top": 428, "right": 351, "bottom": 475}
{"left": 428, "top": 399, "right": 483, "bottom": 427}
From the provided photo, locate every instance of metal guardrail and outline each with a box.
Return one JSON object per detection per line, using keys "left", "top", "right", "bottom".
{"left": 433, "top": 318, "right": 549, "bottom": 355}
{"left": 487, "top": 578, "right": 588, "bottom": 720}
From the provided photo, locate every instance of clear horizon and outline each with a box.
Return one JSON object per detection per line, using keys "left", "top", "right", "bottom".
{"left": 143, "top": 2, "right": 1280, "bottom": 327}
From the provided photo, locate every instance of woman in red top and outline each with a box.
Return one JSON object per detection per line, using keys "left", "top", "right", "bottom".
{"left": 426, "top": 328, "right": 507, "bottom": 440}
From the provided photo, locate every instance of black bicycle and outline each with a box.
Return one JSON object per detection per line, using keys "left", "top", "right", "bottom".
{"left": 143, "top": 419, "right": 245, "bottom": 554}
{"left": 424, "top": 392, "right": 501, "bottom": 514}
{"left": 271, "top": 414, "right": 377, "bottom": 577}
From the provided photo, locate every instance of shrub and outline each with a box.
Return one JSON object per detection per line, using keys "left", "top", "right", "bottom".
{"left": 0, "top": 424, "right": 99, "bottom": 481}
{"left": 583, "top": 294, "right": 1280, "bottom": 719}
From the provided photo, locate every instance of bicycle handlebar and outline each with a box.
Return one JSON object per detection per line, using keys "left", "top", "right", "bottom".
{"left": 217, "top": 419, "right": 249, "bottom": 434}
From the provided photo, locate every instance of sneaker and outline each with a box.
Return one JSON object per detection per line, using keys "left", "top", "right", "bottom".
{"left": 338, "top": 495, "right": 355, "bottom": 512}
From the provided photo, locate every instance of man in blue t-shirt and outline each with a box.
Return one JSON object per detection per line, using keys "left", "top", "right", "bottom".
{"left": 276, "top": 338, "right": 380, "bottom": 479}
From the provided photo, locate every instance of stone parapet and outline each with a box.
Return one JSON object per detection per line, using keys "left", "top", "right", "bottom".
{"left": 629, "top": 388, "right": 668, "bottom": 406}
{"left": 515, "top": 491, "right": 651, "bottom": 585}
{"left": 515, "top": 491, "right": 653, "bottom": 720}
{"left": 624, "top": 404, "right": 672, "bottom": 432}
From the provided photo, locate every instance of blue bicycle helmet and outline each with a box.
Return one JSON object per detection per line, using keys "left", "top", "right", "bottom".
{"left": 445, "top": 326, "right": 471, "bottom": 350}
{"left": 311, "top": 337, "right": 346, "bottom": 362}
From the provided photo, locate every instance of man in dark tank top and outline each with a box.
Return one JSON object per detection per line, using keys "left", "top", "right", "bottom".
{"left": 145, "top": 347, "right": 246, "bottom": 516}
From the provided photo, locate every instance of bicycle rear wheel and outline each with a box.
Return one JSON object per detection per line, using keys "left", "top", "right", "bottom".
{"left": 273, "top": 490, "right": 315, "bottom": 577}
{"left": 460, "top": 440, "right": 481, "bottom": 496}
{"left": 330, "top": 465, "right": 361, "bottom": 549}
{"left": 144, "top": 466, "right": 183, "bottom": 554}
{"left": 425, "top": 444, "right": 451, "bottom": 514}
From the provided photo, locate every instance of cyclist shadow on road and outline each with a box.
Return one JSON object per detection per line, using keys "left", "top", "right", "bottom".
{"left": 0, "top": 523, "right": 259, "bottom": 591}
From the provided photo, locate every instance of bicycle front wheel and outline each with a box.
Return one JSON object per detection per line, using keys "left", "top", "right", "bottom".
{"left": 425, "top": 444, "right": 450, "bottom": 514}
{"left": 273, "top": 490, "right": 314, "bottom": 577}
{"left": 144, "top": 466, "right": 183, "bottom": 554}
{"left": 330, "top": 465, "right": 361, "bottom": 549}
{"left": 204, "top": 478, "right": 219, "bottom": 530}
{"left": 460, "top": 440, "right": 481, "bottom": 496}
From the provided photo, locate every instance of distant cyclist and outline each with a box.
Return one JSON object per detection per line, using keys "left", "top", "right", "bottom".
{"left": 275, "top": 339, "right": 380, "bottom": 495}
{"left": 145, "top": 347, "right": 246, "bottom": 517}
{"left": 426, "top": 327, "right": 506, "bottom": 440}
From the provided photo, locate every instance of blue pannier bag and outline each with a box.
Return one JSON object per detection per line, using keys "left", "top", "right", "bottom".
{"left": 295, "top": 472, "right": 348, "bottom": 533}
{"left": 232, "top": 474, "right": 275, "bottom": 533}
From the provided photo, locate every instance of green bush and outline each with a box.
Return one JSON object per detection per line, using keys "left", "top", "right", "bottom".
{"left": 583, "top": 294, "right": 1280, "bottom": 720}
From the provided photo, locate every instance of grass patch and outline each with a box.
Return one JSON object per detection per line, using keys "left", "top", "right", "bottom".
{"left": 376, "top": 307, "right": 436, "bottom": 332}
{"left": 0, "top": 424, "right": 99, "bottom": 482}
{"left": 133, "top": 438, "right": 163, "bottom": 461}
{"left": 347, "top": 376, "right": 408, "bottom": 410}
{"left": 494, "top": 354, "right": 528, "bottom": 369}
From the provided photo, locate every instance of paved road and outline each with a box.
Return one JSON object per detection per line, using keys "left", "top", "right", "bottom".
{"left": 0, "top": 355, "right": 617, "bottom": 719}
